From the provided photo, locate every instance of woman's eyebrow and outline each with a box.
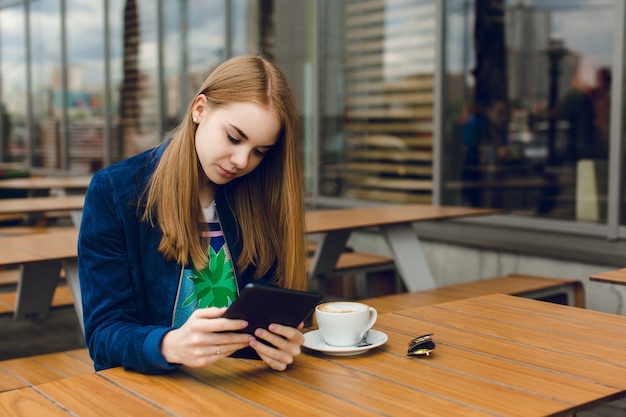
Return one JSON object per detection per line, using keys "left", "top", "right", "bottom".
{"left": 228, "top": 123, "right": 248, "bottom": 140}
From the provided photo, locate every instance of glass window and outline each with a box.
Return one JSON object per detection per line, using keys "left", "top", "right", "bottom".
{"left": 160, "top": 0, "right": 229, "bottom": 136}
{"left": 133, "top": 0, "right": 159, "bottom": 155}
{"left": 162, "top": 0, "right": 183, "bottom": 131}
{"left": 186, "top": 0, "right": 225, "bottom": 90}
{"left": 442, "top": 0, "right": 614, "bottom": 225}
{"left": 0, "top": 4, "right": 27, "bottom": 165}
{"left": 66, "top": 0, "right": 105, "bottom": 173}
{"left": 317, "top": 0, "right": 437, "bottom": 204}
{"left": 231, "top": 0, "right": 253, "bottom": 56}
{"left": 108, "top": 0, "right": 160, "bottom": 161}
{"left": 273, "top": 0, "right": 313, "bottom": 194}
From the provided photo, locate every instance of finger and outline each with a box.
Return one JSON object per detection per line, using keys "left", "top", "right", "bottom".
{"left": 186, "top": 342, "right": 250, "bottom": 368}
{"left": 259, "top": 353, "right": 288, "bottom": 371}
{"left": 266, "top": 323, "right": 305, "bottom": 346}
{"left": 253, "top": 328, "right": 301, "bottom": 358}
{"left": 192, "top": 307, "right": 228, "bottom": 319}
{"left": 250, "top": 341, "right": 291, "bottom": 371}
{"left": 214, "top": 341, "right": 251, "bottom": 357}
{"left": 186, "top": 314, "right": 249, "bottom": 333}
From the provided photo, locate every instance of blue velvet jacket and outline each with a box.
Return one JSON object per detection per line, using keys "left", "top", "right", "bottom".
{"left": 77, "top": 141, "right": 273, "bottom": 373}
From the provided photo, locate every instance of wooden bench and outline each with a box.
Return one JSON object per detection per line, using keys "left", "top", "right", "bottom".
{"left": 0, "top": 268, "right": 74, "bottom": 316}
{"left": 360, "top": 273, "right": 585, "bottom": 313}
{"left": 307, "top": 241, "right": 397, "bottom": 299}
{"left": 0, "top": 226, "right": 80, "bottom": 322}
{"left": 0, "top": 268, "right": 20, "bottom": 286}
{"left": 0, "top": 225, "right": 59, "bottom": 237}
{"left": 0, "top": 348, "right": 92, "bottom": 393}
{"left": 0, "top": 285, "right": 75, "bottom": 316}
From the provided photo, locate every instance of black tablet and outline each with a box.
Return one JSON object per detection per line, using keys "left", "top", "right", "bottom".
{"left": 223, "top": 284, "right": 323, "bottom": 359}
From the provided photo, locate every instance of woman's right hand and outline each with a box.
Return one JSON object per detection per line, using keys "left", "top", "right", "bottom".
{"left": 160, "top": 307, "right": 252, "bottom": 367}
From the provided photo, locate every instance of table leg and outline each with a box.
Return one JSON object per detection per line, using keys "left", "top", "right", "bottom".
{"left": 308, "top": 229, "right": 351, "bottom": 292}
{"left": 13, "top": 260, "right": 62, "bottom": 321}
{"left": 70, "top": 210, "right": 83, "bottom": 227}
{"left": 380, "top": 223, "right": 436, "bottom": 292}
{"left": 62, "top": 259, "right": 84, "bottom": 335}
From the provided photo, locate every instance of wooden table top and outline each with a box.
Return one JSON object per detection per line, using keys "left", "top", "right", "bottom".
{"left": 2, "top": 294, "right": 625, "bottom": 416}
{"left": 590, "top": 268, "right": 626, "bottom": 285}
{"left": 305, "top": 204, "right": 503, "bottom": 234}
{"left": 0, "top": 175, "right": 92, "bottom": 190}
{"left": 0, "top": 227, "right": 78, "bottom": 267}
{"left": 0, "top": 204, "right": 501, "bottom": 269}
{"left": 0, "top": 195, "right": 85, "bottom": 215}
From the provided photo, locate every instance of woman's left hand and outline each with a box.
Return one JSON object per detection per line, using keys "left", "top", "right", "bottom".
{"left": 249, "top": 322, "right": 305, "bottom": 371}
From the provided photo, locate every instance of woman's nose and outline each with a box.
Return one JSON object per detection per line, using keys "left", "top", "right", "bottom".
{"left": 230, "top": 149, "right": 249, "bottom": 169}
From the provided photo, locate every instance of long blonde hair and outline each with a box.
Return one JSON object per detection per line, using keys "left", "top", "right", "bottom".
{"left": 143, "top": 55, "right": 306, "bottom": 290}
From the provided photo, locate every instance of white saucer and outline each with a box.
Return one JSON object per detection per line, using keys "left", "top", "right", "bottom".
{"left": 303, "top": 329, "right": 388, "bottom": 356}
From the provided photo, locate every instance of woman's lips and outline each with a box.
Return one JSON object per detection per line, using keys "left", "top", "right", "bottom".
{"left": 218, "top": 166, "right": 235, "bottom": 178}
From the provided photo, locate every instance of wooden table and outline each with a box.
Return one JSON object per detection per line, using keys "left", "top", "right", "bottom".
{"left": 0, "top": 175, "right": 90, "bottom": 225}
{"left": 0, "top": 227, "right": 81, "bottom": 324}
{"left": 0, "top": 175, "right": 92, "bottom": 196}
{"left": 590, "top": 268, "right": 626, "bottom": 286}
{"left": 3, "top": 204, "right": 502, "bottom": 323}
{"left": 2, "top": 294, "right": 625, "bottom": 416}
{"left": 306, "top": 204, "right": 502, "bottom": 292}
{"left": 0, "top": 195, "right": 85, "bottom": 225}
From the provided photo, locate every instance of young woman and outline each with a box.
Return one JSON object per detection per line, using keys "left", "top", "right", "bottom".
{"left": 78, "top": 55, "right": 307, "bottom": 374}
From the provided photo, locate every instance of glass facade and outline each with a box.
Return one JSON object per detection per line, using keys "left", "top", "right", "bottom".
{"left": 441, "top": 0, "right": 616, "bottom": 227}
{"left": 0, "top": 3, "right": 27, "bottom": 165}
{"left": 1, "top": 0, "right": 625, "bottom": 252}
{"left": 317, "top": 1, "right": 437, "bottom": 204}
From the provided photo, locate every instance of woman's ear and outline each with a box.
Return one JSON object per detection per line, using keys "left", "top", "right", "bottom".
{"left": 191, "top": 94, "right": 209, "bottom": 122}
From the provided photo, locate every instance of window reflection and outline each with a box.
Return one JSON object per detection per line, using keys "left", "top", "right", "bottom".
{"left": 187, "top": 0, "right": 224, "bottom": 87}
{"left": 0, "top": 4, "right": 26, "bottom": 165}
{"left": 120, "top": 0, "right": 159, "bottom": 158}
{"left": 66, "top": 0, "right": 105, "bottom": 173}
{"left": 443, "top": 0, "right": 613, "bottom": 224}
{"left": 319, "top": 0, "right": 436, "bottom": 203}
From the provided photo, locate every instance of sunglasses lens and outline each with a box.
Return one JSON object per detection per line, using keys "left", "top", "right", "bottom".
{"left": 407, "top": 347, "right": 434, "bottom": 356}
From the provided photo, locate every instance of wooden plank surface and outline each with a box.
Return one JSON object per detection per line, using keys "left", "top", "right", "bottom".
{"left": 0, "top": 204, "right": 502, "bottom": 267}
{"left": 0, "top": 388, "right": 69, "bottom": 417}
{"left": 186, "top": 356, "right": 493, "bottom": 417}
{"left": 305, "top": 204, "right": 502, "bottom": 234}
{"left": 0, "top": 228, "right": 78, "bottom": 267}
{"left": 0, "top": 176, "right": 91, "bottom": 191}
{"left": 35, "top": 374, "right": 173, "bottom": 416}
{"left": 360, "top": 274, "right": 584, "bottom": 313}
{"left": 0, "top": 349, "right": 92, "bottom": 392}
{"left": 1, "top": 295, "right": 625, "bottom": 416}
{"left": 0, "top": 195, "right": 84, "bottom": 215}
{"left": 590, "top": 268, "right": 626, "bottom": 285}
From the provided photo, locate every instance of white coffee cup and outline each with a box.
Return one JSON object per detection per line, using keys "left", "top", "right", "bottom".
{"left": 315, "top": 301, "right": 377, "bottom": 347}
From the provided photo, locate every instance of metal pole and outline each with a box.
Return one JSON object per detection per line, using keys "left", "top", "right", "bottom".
{"left": 103, "top": 0, "right": 112, "bottom": 166}
{"left": 60, "top": 0, "right": 69, "bottom": 170}
{"left": 24, "top": 0, "right": 33, "bottom": 167}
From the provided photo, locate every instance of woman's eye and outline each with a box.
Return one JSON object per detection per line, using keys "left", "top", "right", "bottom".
{"left": 227, "top": 134, "right": 240, "bottom": 144}
{"left": 254, "top": 149, "right": 267, "bottom": 157}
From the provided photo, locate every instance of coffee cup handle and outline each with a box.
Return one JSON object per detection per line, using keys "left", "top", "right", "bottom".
{"left": 365, "top": 307, "right": 377, "bottom": 331}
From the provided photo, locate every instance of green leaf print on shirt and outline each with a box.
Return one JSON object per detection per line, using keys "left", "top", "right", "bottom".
{"left": 182, "top": 245, "right": 236, "bottom": 309}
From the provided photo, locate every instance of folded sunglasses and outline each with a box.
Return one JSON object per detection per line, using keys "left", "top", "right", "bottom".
{"left": 407, "top": 333, "right": 435, "bottom": 357}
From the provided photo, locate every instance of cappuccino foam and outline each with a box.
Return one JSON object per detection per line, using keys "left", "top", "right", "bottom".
{"left": 317, "top": 301, "right": 368, "bottom": 314}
